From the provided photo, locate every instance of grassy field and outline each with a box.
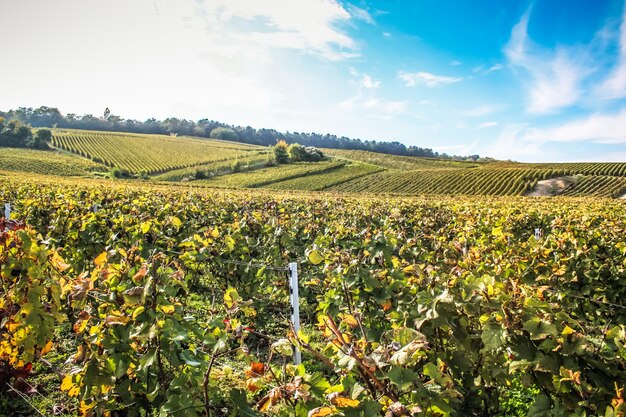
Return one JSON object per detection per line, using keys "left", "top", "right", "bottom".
{"left": 51, "top": 129, "right": 263, "bottom": 174}
{"left": 0, "top": 147, "right": 107, "bottom": 176}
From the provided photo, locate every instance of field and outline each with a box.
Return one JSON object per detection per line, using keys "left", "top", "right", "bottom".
{"left": 51, "top": 129, "right": 264, "bottom": 174}
{"left": 0, "top": 128, "right": 616, "bottom": 198}
{"left": 1, "top": 173, "right": 625, "bottom": 417}
{"left": 0, "top": 147, "right": 108, "bottom": 176}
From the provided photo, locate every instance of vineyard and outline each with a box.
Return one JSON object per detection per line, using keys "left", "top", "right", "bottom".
{"left": 193, "top": 161, "right": 347, "bottom": 189}
{"left": 328, "top": 168, "right": 552, "bottom": 195}
{"left": 0, "top": 148, "right": 108, "bottom": 176}
{"left": 0, "top": 173, "right": 625, "bottom": 417}
{"left": 322, "top": 149, "right": 480, "bottom": 170}
{"left": 263, "top": 163, "right": 383, "bottom": 191}
{"left": 153, "top": 154, "right": 272, "bottom": 182}
{"left": 51, "top": 129, "right": 264, "bottom": 174}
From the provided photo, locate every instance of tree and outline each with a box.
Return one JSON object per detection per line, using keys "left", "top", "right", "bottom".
{"left": 31, "top": 129, "right": 52, "bottom": 149}
{"left": 273, "top": 140, "right": 289, "bottom": 164}
{"left": 287, "top": 143, "right": 307, "bottom": 162}
{"left": 210, "top": 127, "right": 238, "bottom": 141}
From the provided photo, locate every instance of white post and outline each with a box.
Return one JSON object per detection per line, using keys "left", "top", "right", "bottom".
{"left": 4, "top": 203, "right": 10, "bottom": 220}
{"left": 289, "top": 262, "right": 301, "bottom": 365}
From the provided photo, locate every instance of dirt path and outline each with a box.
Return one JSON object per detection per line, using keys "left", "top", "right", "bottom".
{"left": 526, "top": 176, "right": 577, "bottom": 197}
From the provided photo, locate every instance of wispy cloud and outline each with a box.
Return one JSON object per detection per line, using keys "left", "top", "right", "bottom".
{"left": 523, "top": 108, "right": 626, "bottom": 144}
{"left": 349, "top": 68, "right": 380, "bottom": 89}
{"left": 598, "top": 7, "right": 626, "bottom": 99}
{"left": 450, "top": 60, "right": 462, "bottom": 66}
{"left": 505, "top": 11, "right": 592, "bottom": 113}
{"left": 346, "top": 4, "right": 374, "bottom": 25}
{"left": 361, "top": 74, "right": 380, "bottom": 89}
{"left": 472, "top": 63, "right": 502, "bottom": 74}
{"left": 398, "top": 71, "right": 462, "bottom": 87}
{"left": 205, "top": 0, "right": 359, "bottom": 61}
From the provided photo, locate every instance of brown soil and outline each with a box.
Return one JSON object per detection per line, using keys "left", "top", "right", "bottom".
{"left": 526, "top": 176, "right": 577, "bottom": 197}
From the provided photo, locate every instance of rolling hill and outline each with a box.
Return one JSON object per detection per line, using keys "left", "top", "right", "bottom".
{"left": 2, "top": 128, "right": 624, "bottom": 198}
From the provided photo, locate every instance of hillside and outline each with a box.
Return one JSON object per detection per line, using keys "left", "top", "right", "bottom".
{"left": 0, "top": 147, "right": 107, "bottom": 176}
{"left": 3, "top": 128, "right": 625, "bottom": 198}
{"left": 51, "top": 129, "right": 266, "bottom": 174}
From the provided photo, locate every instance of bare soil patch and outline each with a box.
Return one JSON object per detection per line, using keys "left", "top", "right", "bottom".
{"left": 526, "top": 176, "right": 577, "bottom": 197}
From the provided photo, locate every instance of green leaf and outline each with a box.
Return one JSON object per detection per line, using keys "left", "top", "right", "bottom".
{"left": 388, "top": 366, "right": 419, "bottom": 390}
{"left": 524, "top": 317, "right": 558, "bottom": 340}
{"left": 481, "top": 322, "right": 505, "bottom": 351}
{"left": 180, "top": 350, "right": 202, "bottom": 367}
{"left": 527, "top": 394, "right": 552, "bottom": 417}
{"left": 230, "top": 389, "right": 259, "bottom": 417}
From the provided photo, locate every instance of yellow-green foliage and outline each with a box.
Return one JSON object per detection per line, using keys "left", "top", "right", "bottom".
{"left": 561, "top": 175, "right": 626, "bottom": 198}
{"left": 51, "top": 129, "right": 263, "bottom": 174}
{"left": 0, "top": 148, "right": 107, "bottom": 176}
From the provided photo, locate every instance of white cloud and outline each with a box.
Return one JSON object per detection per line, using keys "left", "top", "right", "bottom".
{"left": 383, "top": 32, "right": 392, "bottom": 38}
{"left": 484, "top": 124, "right": 550, "bottom": 161}
{"left": 478, "top": 121, "right": 498, "bottom": 128}
{"left": 450, "top": 60, "right": 462, "bottom": 66}
{"left": 348, "top": 69, "right": 380, "bottom": 89}
{"left": 523, "top": 108, "right": 626, "bottom": 144}
{"left": 361, "top": 74, "right": 381, "bottom": 89}
{"left": 206, "top": 0, "right": 359, "bottom": 61}
{"left": 472, "top": 64, "right": 501, "bottom": 75}
{"left": 505, "top": 12, "right": 592, "bottom": 113}
{"left": 346, "top": 4, "right": 374, "bottom": 25}
{"left": 398, "top": 71, "right": 462, "bottom": 87}
{"left": 485, "top": 63, "right": 502, "bottom": 73}
{"left": 598, "top": 7, "right": 626, "bottom": 98}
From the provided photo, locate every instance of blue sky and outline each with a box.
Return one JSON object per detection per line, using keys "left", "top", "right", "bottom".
{"left": 2, "top": 0, "right": 626, "bottom": 161}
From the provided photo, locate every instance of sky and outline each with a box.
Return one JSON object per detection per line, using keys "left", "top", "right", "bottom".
{"left": 2, "top": 0, "right": 626, "bottom": 162}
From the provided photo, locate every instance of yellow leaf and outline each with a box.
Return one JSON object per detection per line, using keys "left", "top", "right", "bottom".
{"left": 94, "top": 252, "right": 107, "bottom": 266}
{"left": 61, "top": 375, "right": 74, "bottom": 392}
{"left": 259, "top": 397, "right": 272, "bottom": 413}
{"left": 132, "top": 306, "right": 145, "bottom": 319}
{"left": 159, "top": 305, "right": 175, "bottom": 314}
{"left": 331, "top": 397, "right": 360, "bottom": 408}
{"left": 308, "top": 406, "right": 335, "bottom": 417}
{"left": 562, "top": 326, "right": 575, "bottom": 336}
{"left": 40, "top": 340, "right": 53, "bottom": 356}
{"left": 211, "top": 228, "right": 219, "bottom": 238}
{"left": 341, "top": 314, "right": 359, "bottom": 328}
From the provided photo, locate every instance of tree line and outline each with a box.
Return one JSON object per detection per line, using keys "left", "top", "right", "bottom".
{"left": 0, "top": 116, "right": 51, "bottom": 150}
{"left": 0, "top": 106, "right": 481, "bottom": 160}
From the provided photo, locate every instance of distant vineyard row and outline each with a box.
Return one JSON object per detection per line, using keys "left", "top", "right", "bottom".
{"left": 51, "top": 130, "right": 262, "bottom": 174}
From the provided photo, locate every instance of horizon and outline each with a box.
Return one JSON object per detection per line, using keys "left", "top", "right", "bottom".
{"left": 2, "top": 0, "right": 626, "bottom": 162}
